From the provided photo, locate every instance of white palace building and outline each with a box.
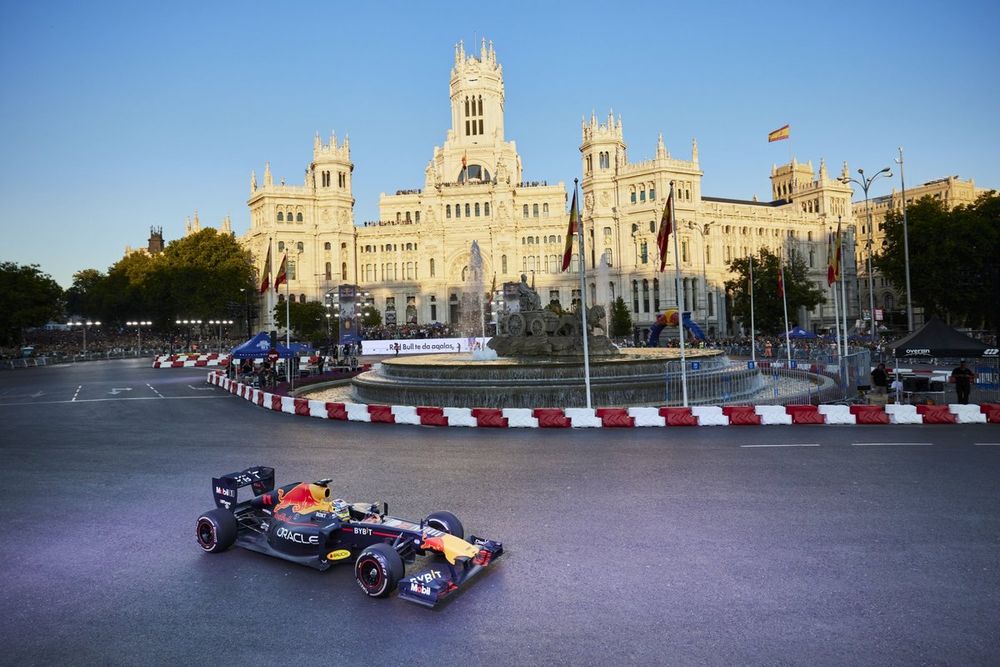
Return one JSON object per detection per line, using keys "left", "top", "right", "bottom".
{"left": 241, "top": 39, "right": 860, "bottom": 337}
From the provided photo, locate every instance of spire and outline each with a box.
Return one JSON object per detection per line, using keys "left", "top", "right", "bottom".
{"left": 330, "top": 130, "right": 336, "bottom": 148}
{"left": 819, "top": 157, "right": 827, "bottom": 180}
{"left": 185, "top": 216, "right": 191, "bottom": 234}
{"left": 480, "top": 37, "right": 487, "bottom": 60}
{"left": 841, "top": 160, "right": 849, "bottom": 180}
{"left": 343, "top": 133, "right": 350, "bottom": 152}
{"left": 221, "top": 215, "right": 232, "bottom": 235}
{"left": 691, "top": 137, "right": 698, "bottom": 163}
{"left": 488, "top": 40, "right": 495, "bottom": 63}
{"left": 193, "top": 210, "right": 200, "bottom": 232}
{"left": 264, "top": 161, "right": 273, "bottom": 187}
{"left": 656, "top": 133, "right": 666, "bottom": 159}
{"left": 314, "top": 132, "right": 320, "bottom": 152}
{"left": 250, "top": 169, "right": 257, "bottom": 193}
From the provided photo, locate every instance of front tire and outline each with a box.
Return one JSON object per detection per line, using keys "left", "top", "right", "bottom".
{"left": 354, "top": 543, "right": 404, "bottom": 598}
{"left": 196, "top": 509, "right": 237, "bottom": 553}
{"left": 425, "top": 510, "right": 464, "bottom": 539}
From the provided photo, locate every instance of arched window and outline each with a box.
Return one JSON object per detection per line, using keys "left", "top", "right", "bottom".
{"left": 532, "top": 204, "right": 539, "bottom": 217}
{"left": 324, "top": 242, "right": 331, "bottom": 250}
{"left": 296, "top": 212, "right": 303, "bottom": 222}
{"left": 277, "top": 211, "right": 284, "bottom": 221}
{"left": 543, "top": 203, "right": 549, "bottom": 216}
{"left": 446, "top": 204, "right": 452, "bottom": 218}
{"left": 523, "top": 204, "right": 529, "bottom": 218}
{"left": 430, "top": 258, "right": 435, "bottom": 277}
{"left": 653, "top": 278, "right": 660, "bottom": 311}
{"left": 278, "top": 294, "right": 285, "bottom": 303}
{"left": 296, "top": 241, "right": 304, "bottom": 252}
{"left": 465, "top": 203, "right": 471, "bottom": 217}
{"left": 484, "top": 202, "right": 490, "bottom": 216}
{"left": 501, "top": 254, "right": 507, "bottom": 274}
{"left": 642, "top": 279, "right": 650, "bottom": 313}
{"left": 341, "top": 262, "right": 347, "bottom": 280}
{"left": 325, "top": 262, "right": 332, "bottom": 280}
{"left": 299, "top": 294, "right": 306, "bottom": 303}
{"left": 632, "top": 280, "right": 639, "bottom": 313}
{"left": 475, "top": 203, "right": 481, "bottom": 216}
{"left": 455, "top": 204, "right": 461, "bottom": 219}
{"left": 630, "top": 188, "right": 636, "bottom": 204}
{"left": 278, "top": 241, "right": 285, "bottom": 251}
{"left": 604, "top": 248, "right": 613, "bottom": 266}
{"left": 639, "top": 186, "right": 646, "bottom": 203}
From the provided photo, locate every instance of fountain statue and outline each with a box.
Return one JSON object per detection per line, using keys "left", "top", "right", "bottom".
{"left": 488, "top": 274, "right": 618, "bottom": 357}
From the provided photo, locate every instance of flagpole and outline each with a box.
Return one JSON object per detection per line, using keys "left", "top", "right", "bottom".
{"left": 285, "top": 268, "right": 291, "bottom": 384}
{"left": 749, "top": 253, "right": 756, "bottom": 364}
{"left": 574, "top": 179, "right": 592, "bottom": 409}
{"left": 832, "top": 278, "right": 842, "bottom": 362}
{"left": 670, "top": 181, "right": 688, "bottom": 406}
{"left": 780, "top": 260, "right": 792, "bottom": 366}
{"left": 267, "top": 237, "right": 274, "bottom": 331}
{"left": 839, "top": 217, "right": 849, "bottom": 360}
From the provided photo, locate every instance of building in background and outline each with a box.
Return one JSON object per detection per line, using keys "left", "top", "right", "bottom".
{"left": 241, "top": 40, "right": 859, "bottom": 338}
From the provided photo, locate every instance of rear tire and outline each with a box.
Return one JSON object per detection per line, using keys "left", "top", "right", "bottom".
{"left": 196, "top": 509, "right": 237, "bottom": 553}
{"left": 354, "top": 543, "right": 404, "bottom": 598}
{"left": 424, "top": 510, "right": 464, "bottom": 539}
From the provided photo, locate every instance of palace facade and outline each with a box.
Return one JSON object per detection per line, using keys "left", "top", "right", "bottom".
{"left": 241, "top": 40, "right": 862, "bottom": 338}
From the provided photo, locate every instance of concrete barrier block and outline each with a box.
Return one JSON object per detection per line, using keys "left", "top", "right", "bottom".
{"left": 628, "top": 407, "right": 666, "bottom": 427}
{"left": 442, "top": 407, "right": 477, "bottom": 427}
{"left": 564, "top": 408, "right": 602, "bottom": 428}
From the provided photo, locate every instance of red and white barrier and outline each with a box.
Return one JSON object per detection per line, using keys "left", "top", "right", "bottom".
{"left": 205, "top": 371, "right": 998, "bottom": 429}
{"left": 153, "top": 353, "right": 230, "bottom": 368}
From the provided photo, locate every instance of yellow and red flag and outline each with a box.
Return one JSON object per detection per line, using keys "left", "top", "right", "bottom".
{"left": 561, "top": 190, "right": 578, "bottom": 272}
{"left": 826, "top": 233, "right": 836, "bottom": 287}
{"left": 768, "top": 124, "right": 790, "bottom": 142}
{"left": 259, "top": 242, "right": 272, "bottom": 294}
{"left": 274, "top": 253, "right": 288, "bottom": 290}
{"left": 831, "top": 219, "right": 842, "bottom": 283}
{"left": 777, "top": 264, "right": 785, "bottom": 299}
{"left": 656, "top": 189, "right": 673, "bottom": 272}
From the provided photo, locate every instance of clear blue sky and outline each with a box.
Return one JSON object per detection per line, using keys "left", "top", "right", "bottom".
{"left": 2, "top": 1, "right": 997, "bottom": 288}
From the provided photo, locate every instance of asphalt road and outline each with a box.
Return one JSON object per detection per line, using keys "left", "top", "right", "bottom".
{"left": 2, "top": 359, "right": 998, "bottom": 666}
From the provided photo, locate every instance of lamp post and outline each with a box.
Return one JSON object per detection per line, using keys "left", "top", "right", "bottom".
{"left": 894, "top": 147, "right": 914, "bottom": 333}
{"left": 686, "top": 221, "right": 712, "bottom": 325}
{"left": 208, "top": 320, "right": 233, "bottom": 353}
{"left": 68, "top": 320, "right": 101, "bottom": 357}
{"left": 125, "top": 320, "right": 152, "bottom": 356}
{"left": 239, "top": 287, "right": 252, "bottom": 339}
{"left": 840, "top": 167, "right": 892, "bottom": 344}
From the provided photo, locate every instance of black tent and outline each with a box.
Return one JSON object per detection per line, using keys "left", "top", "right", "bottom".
{"left": 888, "top": 317, "right": 994, "bottom": 358}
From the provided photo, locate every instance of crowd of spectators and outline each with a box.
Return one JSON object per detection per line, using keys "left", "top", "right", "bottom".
{"left": 2, "top": 327, "right": 244, "bottom": 360}
{"left": 362, "top": 322, "right": 461, "bottom": 340}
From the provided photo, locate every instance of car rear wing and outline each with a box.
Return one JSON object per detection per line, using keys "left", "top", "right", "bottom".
{"left": 212, "top": 466, "right": 275, "bottom": 511}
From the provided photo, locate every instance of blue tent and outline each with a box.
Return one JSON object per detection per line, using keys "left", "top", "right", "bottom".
{"left": 782, "top": 326, "right": 818, "bottom": 340}
{"left": 230, "top": 332, "right": 294, "bottom": 359}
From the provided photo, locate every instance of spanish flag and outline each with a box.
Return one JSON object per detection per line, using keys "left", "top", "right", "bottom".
{"left": 768, "top": 124, "right": 790, "bottom": 142}
{"left": 777, "top": 264, "right": 785, "bottom": 299}
{"left": 561, "top": 189, "right": 578, "bottom": 272}
{"left": 826, "top": 232, "right": 836, "bottom": 287}
{"left": 274, "top": 253, "right": 288, "bottom": 290}
{"left": 259, "top": 242, "right": 272, "bottom": 294}
{"left": 831, "top": 218, "right": 842, "bottom": 283}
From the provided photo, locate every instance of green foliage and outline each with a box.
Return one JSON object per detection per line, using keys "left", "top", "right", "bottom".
{"left": 725, "top": 248, "right": 823, "bottom": 335}
{"left": 875, "top": 191, "right": 999, "bottom": 331}
{"left": 0, "top": 262, "right": 64, "bottom": 345}
{"left": 609, "top": 296, "right": 633, "bottom": 337}
{"left": 271, "top": 300, "right": 327, "bottom": 341}
{"left": 65, "top": 268, "right": 106, "bottom": 317}
{"left": 361, "top": 307, "right": 382, "bottom": 328}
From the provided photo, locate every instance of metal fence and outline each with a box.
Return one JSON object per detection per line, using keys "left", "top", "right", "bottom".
{"left": 0, "top": 351, "right": 145, "bottom": 370}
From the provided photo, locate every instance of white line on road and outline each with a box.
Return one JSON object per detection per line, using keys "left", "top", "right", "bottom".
{"left": 0, "top": 396, "right": 230, "bottom": 407}
{"left": 741, "top": 443, "right": 819, "bottom": 448}
{"left": 973, "top": 443, "right": 1000, "bottom": 446}
{"left": 71, "top": 385, "right": 82, "bottom": 401}
{"left": 147, "top": 383, "right": 165, "bottom": 398}
{"left": 852, "top": 442, "right": 933, "bottom": 447}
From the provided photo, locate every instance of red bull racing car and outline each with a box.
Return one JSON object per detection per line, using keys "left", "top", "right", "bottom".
{"left": 195, "top": 466, "right": 503, "bottom": 607}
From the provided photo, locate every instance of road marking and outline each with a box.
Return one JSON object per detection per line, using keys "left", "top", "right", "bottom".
{"left": 147, "top": 383, "right": 165, "bottom": 398}
{"left": 852, "top": 442, "right": 933, "bottom": 447}
{"left": 0, "top": 396, "right": 231, "bottom": 407}
{"left": 71, "top": 385, "right": 82, "bottom": 401}
{"left": 973, "top": 443, "right": 1000, "bottom": 446}
{"left": 741, "top": 443, "right": 819, "bottom": 448}
{"left": 187, "top": 384, "right": 215, "bottom": 391}
{"left": 109, "top": 387, "right": 133, "bottom": 396}
{"left": 0, "top": 390, "right": 45, "bottom": 400}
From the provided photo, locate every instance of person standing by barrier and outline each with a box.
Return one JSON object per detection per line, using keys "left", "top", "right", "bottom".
{"left": 951, "top": 360, "right": 976, "bottom": 404}
{"left": 871, "top": 362, "right": 888, "bottom": 395}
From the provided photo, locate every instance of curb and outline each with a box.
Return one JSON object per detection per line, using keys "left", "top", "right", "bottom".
{"left": 206, "top": 371, "right": 1000, "bottom": 428}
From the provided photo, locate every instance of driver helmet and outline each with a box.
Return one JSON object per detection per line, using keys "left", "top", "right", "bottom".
{"left": 332, "top": 498, "right": 350, "bottom": 521}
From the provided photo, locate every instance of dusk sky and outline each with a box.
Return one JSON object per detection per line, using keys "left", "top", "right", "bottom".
{"left": 2, "top": 1, "right": 997, "bottom": 288}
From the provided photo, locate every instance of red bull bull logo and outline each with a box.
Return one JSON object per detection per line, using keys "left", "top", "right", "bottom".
{"left": 274, "top": 483, "right": 332, "bottom": 515}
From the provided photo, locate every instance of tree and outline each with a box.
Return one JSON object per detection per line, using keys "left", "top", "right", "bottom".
{"left": 0, "top": 262, "right": 64, "bottom": 346}
{"left": 875, "top": 191, "right": 999, "bottom": 332}
{"left": 725, "top": 248, "right": 823, "bottom": 335}
{"left": 64, "top": 269, "right": 107, "bottom": 317}
{"left": 271, "top": 300, "right": 327, "bottom": 341}
{"left": 609, "top": 296, "right": 633, "bottom": 337}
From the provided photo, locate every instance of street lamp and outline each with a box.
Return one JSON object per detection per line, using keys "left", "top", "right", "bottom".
{"left": 126, "top": 320, "right": 152, "bottom": 356}
{"left": 839, "top": 166, "right": 892, "bottom": 344}
{"left": 208, "top": 319, "right": 233, "bottom": 353}
{"left": 239, "top": 287, "right": 252, "bottom": 339}
{"left": 68, "top": 320, "right": 101, "bottom": 357}
{"left": 686, "top": 221, "right": 713, "bottom": 324}
{"left": 894, "top": 147, "right": 914, "bottom": 333}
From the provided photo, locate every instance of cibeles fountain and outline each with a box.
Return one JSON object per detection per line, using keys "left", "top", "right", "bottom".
{"left": 333, "top": 244, "right": 764, "bottom": 408}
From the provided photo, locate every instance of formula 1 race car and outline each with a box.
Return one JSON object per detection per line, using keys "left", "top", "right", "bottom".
{"left": 195, "top": 466, "right": 503, "bottom": 607}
